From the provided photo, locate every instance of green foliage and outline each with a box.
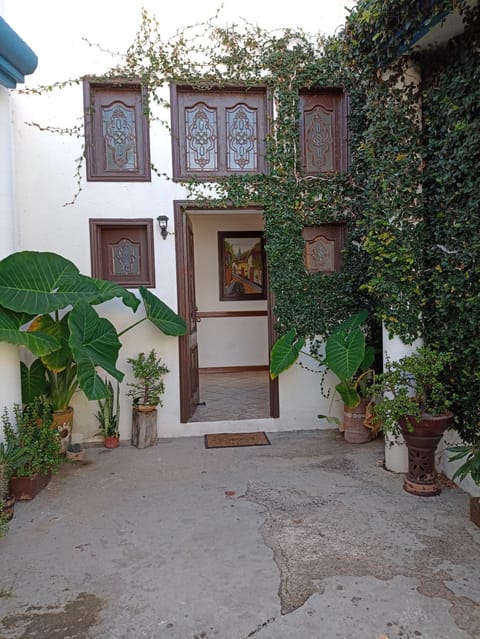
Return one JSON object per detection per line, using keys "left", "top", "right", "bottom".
{"left": 418, "top": 8, "right": 480, "bottom": 443}
{"left": 20, "top": 2, "right": 480, "bottom": 444}
{"left": 449, "top": 442, "right": 480, "bottom": 486}
{"left": 343, "top": 0, "right": 467, "bottom": 69}
{"left": 0, "top": 440, "right": 30, "bottom": 498}
{"left": 95, "top": 380, "right": 120, "bottom": 437}
{"left": 322, "top": 310, "right": 376, "bottom": 408}
{"left": 127, "top": 350, "right": 170, "bottom": 407}
{"left": 0, "top": 506, "right": 9, "bottom": 538}
{"left": 369, "top": 347, "right": 453, "bottom": 435}
{"left": 1, "top": 401, "right": 63, "bottom": 478}
{"left": 269, "top": 329, "right": 305, "bottom": 379}
{"left": 0, "top": 251, "right": 186, "bottom": 406}
{"left": 270, "top": 311, "right": 378, "bottom": 427}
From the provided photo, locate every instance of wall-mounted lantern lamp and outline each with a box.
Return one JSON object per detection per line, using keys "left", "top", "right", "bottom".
{"left": 157, "top": 215, "right": 169, "bottom": 240}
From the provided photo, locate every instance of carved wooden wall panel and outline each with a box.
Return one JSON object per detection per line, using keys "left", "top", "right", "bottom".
{"left": 302, "top": 224, "right": 346, "bottom": 274}
{"left": 89, "top": 219, "right": 155, "bottom": 287}
{"left": 171, "top": 85, "right": 271, "bottom": 179}
{"left": 84, "top": 81, "right": 151, "bottom": 181}
{"left": 299, "top": 90, "right": 348, "bottom": 175}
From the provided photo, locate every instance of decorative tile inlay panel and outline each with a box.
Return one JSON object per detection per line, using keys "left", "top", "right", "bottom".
{"left": 84, "top": 81, "right": 150, "bottom": 181}
{"left": 304, "top": 234, "right": 335, "bottom": 273}
{"left": 299, "top": 89, "right": 348, "bottom": 175}
{"left": 171, "top": 85, "right": 271, "bottom": 179}
{"left": 226, "top": 104, "right": 257, "bottom": 171}
{"left": 185, "top": 104, "right": 218, "bottom": 171}
{"left": 304, "top": 106, "right": 334, "bottom": 173}
{"left": 90, "top": 219, "right": 155, "bottom": 287}
{"left": 103, "top": 103, "right": 137, "bottom": 171}
{"left": 110, "top": 238, "right": 140, "bottom": 275}
{"left": 302, "top": 224, "right": 346, "bottom": 274}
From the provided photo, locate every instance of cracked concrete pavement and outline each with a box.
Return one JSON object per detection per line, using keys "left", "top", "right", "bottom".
{"left": 1, "top": 429, "right": 479, "bottom": 639}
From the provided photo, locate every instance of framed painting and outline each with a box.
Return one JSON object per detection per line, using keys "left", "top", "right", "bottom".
{"left": 218, "top": 231, "right": 266, "bottom": 301}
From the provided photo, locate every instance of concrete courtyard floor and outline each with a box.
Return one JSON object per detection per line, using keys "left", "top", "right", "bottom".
{"left": 0, "top": 429, "right": 479, "bottom": 639}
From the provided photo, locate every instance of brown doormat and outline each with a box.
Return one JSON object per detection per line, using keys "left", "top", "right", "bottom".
{"left": 204, "top": 432, "right": 271, "bottom": 449}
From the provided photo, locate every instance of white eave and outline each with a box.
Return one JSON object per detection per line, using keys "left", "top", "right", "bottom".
{"left": 410, "top": 0, "right": 478, "bottom": 51}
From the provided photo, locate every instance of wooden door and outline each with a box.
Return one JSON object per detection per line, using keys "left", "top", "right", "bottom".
{"left": 186, "top": 216, "right": 200, "bottom": 411}
{"left": 175, "top": 201, "right": 279, "bottom": 422}
{"left": 176, "top": 207, "right": 199, "bottom": 422}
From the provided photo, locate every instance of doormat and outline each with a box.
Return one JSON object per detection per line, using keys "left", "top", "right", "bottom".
{"left": 204, "top": 432, "right": 271, "bottom": 449}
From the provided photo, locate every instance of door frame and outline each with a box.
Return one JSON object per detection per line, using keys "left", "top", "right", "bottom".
{"left": 174, "top": 200, "right": 279, "bottom": 423}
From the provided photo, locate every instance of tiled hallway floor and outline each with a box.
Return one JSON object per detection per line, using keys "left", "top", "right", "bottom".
{"left": 189, "top": 369, "right": 270, "bottom": 422}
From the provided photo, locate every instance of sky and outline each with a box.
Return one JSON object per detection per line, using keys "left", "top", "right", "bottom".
{"left": 4, "top": 1, "right": 358, "bottom": 85}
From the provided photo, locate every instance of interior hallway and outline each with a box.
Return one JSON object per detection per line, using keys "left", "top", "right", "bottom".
{"left": 189, "top": 369, "right": 270, "bottom": 422}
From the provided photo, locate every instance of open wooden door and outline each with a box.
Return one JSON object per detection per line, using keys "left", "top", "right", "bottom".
{"left": 267, "top": 274, "right": 279, "bottom": 418}
{"left": 175, "top": 205, "right": 199, "bottom": 422}
{"left": 175, "top": 201, "right": 279, "bottom": 422}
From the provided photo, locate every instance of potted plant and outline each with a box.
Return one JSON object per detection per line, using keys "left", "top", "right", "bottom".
{"left": 270, "top": 310, "right": 379, "bottom": 443}
{"left": 95, "top": 379, "right": 120, "bottom": 448}
{"left": 448, "top": 439, "right": 480, "bottom": 527}
{"left": 316, "top": 311, "right": 378, "bottom": 443}
{"left": 66, "top": 442, "right": 86, "bottom": 462}
{"left": 127, "top": 350, "right": 169, "bottom": 448}
{"left": 2, "top": 401, "right": 64, "bottom": 500}
{"left": 0, "top": 439, "right": 29, "bottom": 523}
{"left": 369, "top": 346, "right": 454, "bottom": 496}
{"left": 0, "top": 250, "right": 187, "bottom": 426}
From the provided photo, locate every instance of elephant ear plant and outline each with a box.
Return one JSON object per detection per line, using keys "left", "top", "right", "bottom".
{"left": 270, "top": 310, "right": 377, "bottom": 425}
{"left": 0, "top": 251, "right": 187, "bottom": 405}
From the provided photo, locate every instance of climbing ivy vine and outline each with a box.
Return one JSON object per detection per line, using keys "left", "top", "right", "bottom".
{"left": 418, "top": 10, "right": 480, "bottom": 442}
{"left": 20, "top": 1, "right": 480, "bottom": 439}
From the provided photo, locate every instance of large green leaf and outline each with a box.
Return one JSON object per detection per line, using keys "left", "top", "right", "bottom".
{"left": 91, "top": 279, "right": 140, "bottom": 311}
{"left": 20, "top": 359, "right": 49, "bottom": 404}
{"left": 0, "top": 251, "right": 98, "bottom": 314}
{"left": 335, "top": 380, "right": 361, "bottom": 408}
{"left": 332, "top": 309, "right": 368, "bottom": 334}
{"left": 361, "top": 344, "right": 376, "bottom": 371}
{"left": 140, "top": 287, "right": 187, "bottom": 336}
{"left": 270, "top": 329, "right": 305, "bottom": 379}
{"left": 325, "top": 329, "right": 365, "bottom": 381}
{"left": 29, "top": 314, "right": 72, "bottom": 372}
{"left": 0, "top": 306, "right": 59, "bottom": 356}
{"left": 68, "top": 301, "right": 123, "bottom": 400}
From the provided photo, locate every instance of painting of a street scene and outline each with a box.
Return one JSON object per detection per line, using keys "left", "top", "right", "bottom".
{"left": 218, "top": 231, "right": 266, "bottom": 300}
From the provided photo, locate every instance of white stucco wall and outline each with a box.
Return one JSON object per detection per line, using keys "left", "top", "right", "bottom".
{"left": 3, "top": 0, "right": 353, "bottom": 441}
{"left": 0, "top": 85, "right": 22, "bottom": 419}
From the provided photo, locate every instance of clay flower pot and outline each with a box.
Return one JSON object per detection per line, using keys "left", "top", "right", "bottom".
{"left": 9, "top": 471, "right": 51, "bottom": 501}
{"left": 399, "top": 412, "right": 454, "bottom": 496}
{"left": 104, "top": 435, "right": 120, "bottom": 449}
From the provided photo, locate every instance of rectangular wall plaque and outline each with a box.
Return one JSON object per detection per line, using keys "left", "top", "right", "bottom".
{"left": 90, "top": 218, "right": 155, "bottom": 287}
{"left": 302, "top": 224, "right": 346, "bottom": 274}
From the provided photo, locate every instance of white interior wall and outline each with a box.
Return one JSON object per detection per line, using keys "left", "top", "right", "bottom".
{"left": 189, "top": 212, "right": 268, "bottom": 368}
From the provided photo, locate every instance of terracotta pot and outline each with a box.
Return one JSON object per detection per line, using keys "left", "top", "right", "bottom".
{"left": 343, "top": 399, "right": 372, "bottom": 444}
{"left": 104, "top": 435, "right": 120, "bottom": 449}
{"left": 399, "top": 412, "right": 454, "bottom": 496}
{"left": 51, "top": 407, "right": 74, "bottom": 453}
{"left": 9, "top": 471, "right": 51, "bottom": 501}
{"left": 134, "top": 404, "right": 157, "bottom": 413}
